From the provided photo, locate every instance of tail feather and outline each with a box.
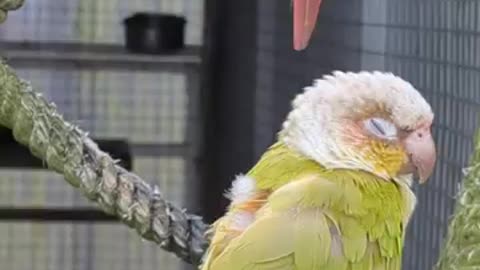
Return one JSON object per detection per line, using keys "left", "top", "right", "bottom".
{"left": 293, "top": 0, "right": 323, "bottom": 50}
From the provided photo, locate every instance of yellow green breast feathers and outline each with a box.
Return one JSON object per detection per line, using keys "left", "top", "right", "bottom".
{"left": 263, "top": 171, "right": 411, "bottom": 268}
{"left": 248, "top": 141, "right": 415, "bottom": 251}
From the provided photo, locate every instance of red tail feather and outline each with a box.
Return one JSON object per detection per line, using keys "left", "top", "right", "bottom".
{"left": 293, "top": 0, "right": 323, "bottom": 51}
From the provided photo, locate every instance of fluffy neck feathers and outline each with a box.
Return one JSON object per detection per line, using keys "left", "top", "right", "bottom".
{"left": 248, "top": 142, "right": 412, "bottom": 192}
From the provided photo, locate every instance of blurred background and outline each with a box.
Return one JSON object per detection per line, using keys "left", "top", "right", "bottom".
{"left": 0, "top": 0, "right": 475, "bottom": 270}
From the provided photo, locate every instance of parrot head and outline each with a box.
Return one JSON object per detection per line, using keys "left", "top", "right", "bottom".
{"left": 279, "top": 71, "right": 436, "bottom": 184}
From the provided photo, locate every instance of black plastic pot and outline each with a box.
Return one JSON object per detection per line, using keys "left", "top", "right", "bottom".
{"left": 123, "top": 13, "right": 186, "bottom": 54}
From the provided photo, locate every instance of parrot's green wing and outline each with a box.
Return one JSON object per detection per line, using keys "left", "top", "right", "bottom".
{"left": 205, "top": 173, "right": 405, "bottom": 270}
{"left": 208, "top": 210, "right": 334, "bottom": 270}
{"left": 211, "top": 213, "right": 295, "bottom": 270}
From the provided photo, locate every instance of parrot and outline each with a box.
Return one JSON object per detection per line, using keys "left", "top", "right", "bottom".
{"left": 293, "top": 0, "right": 323, "bottom": 50}
{"left": 199, "top": 71, "right": 436, "bottom": 270}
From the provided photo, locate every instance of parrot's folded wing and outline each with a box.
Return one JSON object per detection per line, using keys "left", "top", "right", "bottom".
{"left": 203, "top": 173, "right": 405, "bottom": 270}
{"left": 207, "top": 213, "right": 295, "bottom": 270}
{"left": 207, "top": 209, "right": 347, "bottom": 270}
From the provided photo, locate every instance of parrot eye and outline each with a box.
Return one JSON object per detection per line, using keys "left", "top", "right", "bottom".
{"left": 364, "top": 118, "right": 397, "bottom": 140}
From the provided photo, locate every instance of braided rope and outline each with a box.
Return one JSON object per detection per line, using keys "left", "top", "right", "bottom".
{"left": 0, "top": 61, "right": 209, "bottom": 265}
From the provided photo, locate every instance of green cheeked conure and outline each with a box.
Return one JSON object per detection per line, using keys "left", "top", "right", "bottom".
{"left": 200, "top": 71, "right": 436, "bottom": 270}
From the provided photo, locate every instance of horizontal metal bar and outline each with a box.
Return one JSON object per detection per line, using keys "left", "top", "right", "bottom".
{"left": 0, "top": 127, "right": 189, "bottom": 170}
{"left": 0, "top": 41, "right": 202, "bottom": 71}
{"left": 0, "top": 207, "right": 117, "bottom": 222}
{"left": 130, "top": 143, "right": 189, "bottom": 156}
{"left": 0, "top": 127, "right": 132, "bottom": 170}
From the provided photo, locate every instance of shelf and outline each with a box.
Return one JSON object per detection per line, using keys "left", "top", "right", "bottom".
{"left": 0, "top": 208, "right": 117, "bottom": 222}
{"left": 131, "top": 142, "right": 189, "bottom": 156}
{"left": 0, "top": 127, "right": 133, "bottom": 170}
{"left": 0, "top": 41, "right": 202, "bottom": 71}
{"left": 0, "top": 127, "right": 190, "bottom": 169}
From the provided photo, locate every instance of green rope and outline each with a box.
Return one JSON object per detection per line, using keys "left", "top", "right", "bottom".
{"left": 436, "top": 128, "right": 480, "bottom": 269}
{"left": 0, "top": 0, "right": 24, "bottom": 23}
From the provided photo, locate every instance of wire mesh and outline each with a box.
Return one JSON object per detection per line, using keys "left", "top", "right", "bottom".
{"left": 381, "top": 1, "right": 478, "bottom": 269}
{"left": 254, "top": 0, "right": 478, "bottom": 269}
{"left": 0, "top": 222, "right": 189, "bottom": 270}
{"left": 0, "top": 0, "right": 204, "bottom": 270}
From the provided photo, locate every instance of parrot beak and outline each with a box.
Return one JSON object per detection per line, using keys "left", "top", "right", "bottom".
{"left": 402, "top": 124, "right": 437, "bottom": 184}
{"left": 293, "top": 0, "right": 323, "bottom": 51}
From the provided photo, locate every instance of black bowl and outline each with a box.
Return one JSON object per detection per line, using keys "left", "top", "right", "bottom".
{"left": 123, "top": 12, "right": 186, "bottom": 54}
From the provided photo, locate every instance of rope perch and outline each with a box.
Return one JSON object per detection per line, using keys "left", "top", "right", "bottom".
{"left": 0, "top": 61, "right": 209, "bottom": 265}
{"left": 0, "top": 0, "right": 24, "bottom": 23}
{"left": 436, "top": 128, "right": 480, "bottom": 269}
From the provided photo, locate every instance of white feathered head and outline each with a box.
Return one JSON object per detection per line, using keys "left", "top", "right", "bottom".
{"left": 280, "top": 71, "right": 436, "bottom": 184}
